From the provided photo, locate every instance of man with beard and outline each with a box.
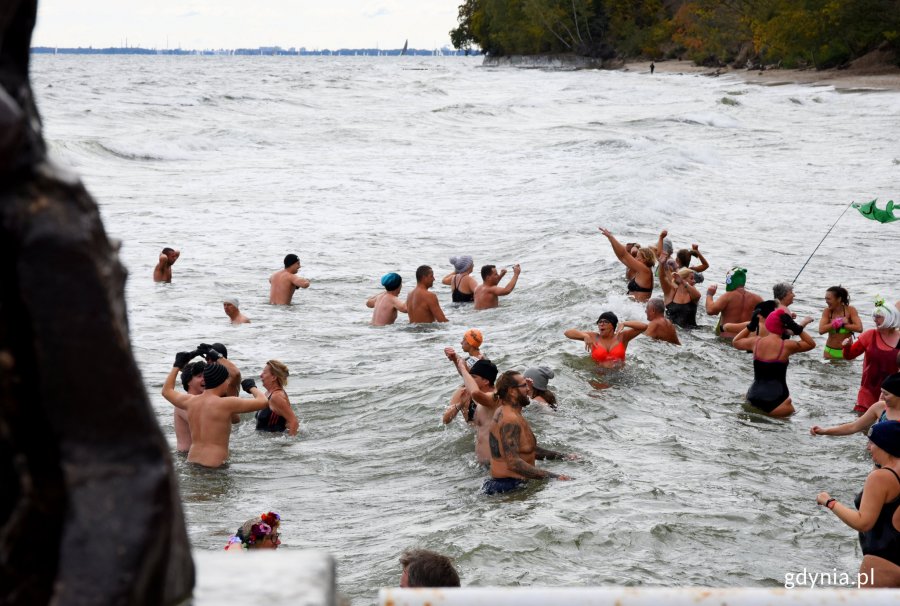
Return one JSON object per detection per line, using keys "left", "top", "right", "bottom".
{"left": 461, "top": 369, "right": 576, "bottom": 494}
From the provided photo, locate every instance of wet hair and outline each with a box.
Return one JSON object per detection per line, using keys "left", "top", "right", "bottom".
{"left": 676, "top": 249, "right": 692, "bottom": 268}
{"left": 266, "top": 359, "right": 289, "bottom": 387}
{"left": 773, "top": 282, "right": 793, "bottom": 302}
{"left": 647, "top": 298, "right": 665, "bottom": 315}
{"left": 162, "top": 247, "right": 175, "bottom": 255}
{"left": 494, "top": 370, "right": 523, "bottom": 402}
{"left": 480, "top": 264, "right": 496, "bottom": 281}
{"left": 532, "top": 387, "right": 558, "bottom": 410}
{"left": 399, "top": 550, "right": 460, "bottom": 588}
{"left": 636, "top": 247, "right": 657, "bottom": 267}
{"left": 826, "top": 286, "right": 849, "bottom": 305}
{"left": 181, "top": 361, "right": 207, "bottom": 391}
{"left": 415, "top": 265, "right": 432, "bottom": 282}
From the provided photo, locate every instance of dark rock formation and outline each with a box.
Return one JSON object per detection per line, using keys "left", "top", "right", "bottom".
{"left": 0, "top": 1, "right": 194, "bottom": 604}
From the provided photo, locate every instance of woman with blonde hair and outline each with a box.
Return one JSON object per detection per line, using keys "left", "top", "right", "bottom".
{"left": 255, "top": 360, "right": 299, "bottom": 436}
{"left": 598, "top": 227, "right": 656, "bottom": 302}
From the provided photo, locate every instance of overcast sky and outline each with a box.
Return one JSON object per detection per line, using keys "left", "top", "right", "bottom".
{"left": 33, "top": 1, "right": 462, "bottom": 50}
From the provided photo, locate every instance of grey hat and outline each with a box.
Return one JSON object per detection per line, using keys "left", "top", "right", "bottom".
{"left": 524, "top": 366, "right": 554, "bottom": 391}
{"left": 662, "top": 238, "right": 674, "bottom": 255}
{"left": 450, "top": 255, "right": 473, "bottom": 273}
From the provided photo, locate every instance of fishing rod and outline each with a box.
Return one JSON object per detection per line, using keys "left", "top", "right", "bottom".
{"left": 792, "top": 201, "right": 854, "bottom": 285}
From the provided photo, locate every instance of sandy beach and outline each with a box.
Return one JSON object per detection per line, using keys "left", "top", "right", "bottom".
{"left": 625, "top": 58, "right": 900, "bottom": 91}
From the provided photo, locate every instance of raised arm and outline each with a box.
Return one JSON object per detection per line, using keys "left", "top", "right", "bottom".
{"left": 731, "top": 327, "right": 758, "bottom": 351}
{"left": 494, "top": 264, "right": 520, "bottom": 296}
{"left": 658, "top": 260, "right": 675, "bottom": 300}
{"left": 442, "top": 386, "right": 469, "bottom": 424}
{"left": 787, "top": 327, "right": 816, "bottom": 353}
{"left": 441, "top": 271, "right": 456, "bottom": 285}
{"left": 618, "top": 324, "right": 646, "bottom": 345}
{"left": 161, "top": 366, "right": 192, "bottom": 410}
{"left": 690, "top": 245, "right": 708, "bottom": 272}
{"left": 455, "top": 358, "right": 496, "bottom": 408}
{"left": 291, "top": 274, "right": 310, "bottom": 289}
{"left": 655, "top": 230, "right": 667, "bottom": 258}
{"left": 499, "top": 423, "right": 560, "bottom": 479}
{"left": 221, "top": 379, "right": 269, "bottom": 414}
{"left": 705, "top": 285, "right": 727, "bottom": 315}
{"left": 599, "top": 227, "right": 648, "bottom": 275}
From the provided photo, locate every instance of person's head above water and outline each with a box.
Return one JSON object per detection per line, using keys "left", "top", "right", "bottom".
{"left": 203, "top": 363, "right": 229, "bottom": 390}
{"left": 764, "top": 308, "right": 788, "bottom": 335}
{"left": 826, "top": 285, "right": 850, "bottom": 306}
{"left": 450, "top": 255, "right": 473, "bottom": 273}
{"left": 480, "top": 264, "right": 497, "bottom": 282}
{"left": 636, "top": 247, "right": 656, "bottom": 268}
{"left": 524, "top": 366, "right": 554, "bottom": 391}
{"left": 228, "top": 511, "right": 282, "bottom": 550}
{"left": 725, "top": 267, "right": 747, "bottom": 292}
{"left": 773, "top": 282, "right": 794, "bottom": 305}
{"left": 381, "top": 272, "right": 402, "bottom": 292}
{"left": 181, "top": 360, "right": 207, "bottom": 391}
{"left": 646, "top": 298, "right": 665, "bottom": 319}
{"left": 399, "top": 549, "right": 460, "bottom": 588}
{"left": 881, "top": 373, "right": 900, "bottom": 398}
{"left": 283, "top": 253, "right": 299, "bottom": 269}
{"left": 873, "top": 297, "right": 900, "bottom": 329}
{"left": 463, "top": 328, "right": 483, "bottom": 349}
{"left": 596, "top": 311, "right": 618, "bottom": 330}
{"left": 469, "top": 359, "right": 498, "bottom": 386}
{"left": 868, "top": 421, "right": 900, "bottom": 458}
{"left": 415, "top": 265, "right": 433, "bottom": 285}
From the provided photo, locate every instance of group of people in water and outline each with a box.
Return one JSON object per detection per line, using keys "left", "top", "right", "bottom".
{"left": 154, "top": 233, "right": 900, "bottom": 584}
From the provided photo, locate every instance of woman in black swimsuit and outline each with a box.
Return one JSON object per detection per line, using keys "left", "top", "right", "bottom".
{"left": 441, "top": 255, "right": 477, "bottom": 303}
{"left": 659, "top": 262, "right": 700, "bottom": 328}
{"left": 817, "top": 421, "right": 900, "bottom": 587}
{"left": 598, "top": 227, "right": 656, "bottom": 302}
{"left": 732, "top": 309, "right": 815, "bottom": 417}
{"left": 256, "top": 360, "right": 299, "bottom": 435}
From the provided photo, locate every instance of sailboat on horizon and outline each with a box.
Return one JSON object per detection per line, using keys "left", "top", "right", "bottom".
{"left": 400, "top": 39, "right": 408, "bottom": 56}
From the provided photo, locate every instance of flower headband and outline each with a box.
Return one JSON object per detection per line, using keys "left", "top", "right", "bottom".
{"left": 226, "top": 511, "right": 282, "bottom": 549}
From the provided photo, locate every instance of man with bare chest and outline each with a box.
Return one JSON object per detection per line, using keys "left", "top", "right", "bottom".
{"left": 269, "top": 254, "right": 310, "bottom": 305}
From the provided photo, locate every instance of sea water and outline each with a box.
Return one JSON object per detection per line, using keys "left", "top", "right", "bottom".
{"left": 31, "top": 55, "right": 900, "bottom": 601}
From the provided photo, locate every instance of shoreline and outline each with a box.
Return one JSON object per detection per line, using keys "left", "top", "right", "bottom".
{"left": 624, "top": 59, "right": 900, "bottom": 92}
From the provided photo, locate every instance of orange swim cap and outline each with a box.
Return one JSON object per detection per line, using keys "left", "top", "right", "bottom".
{"left": 464, "top": 329, "right": 483, "bottom": 348}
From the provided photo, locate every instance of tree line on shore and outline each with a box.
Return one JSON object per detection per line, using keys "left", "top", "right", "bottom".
{"left": 450, "top": 0, "right": 900, "bottom": 69}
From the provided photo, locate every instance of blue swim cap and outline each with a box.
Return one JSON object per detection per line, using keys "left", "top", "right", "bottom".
{"left": 381, "top": 272, "right": 402, "bottom": 291}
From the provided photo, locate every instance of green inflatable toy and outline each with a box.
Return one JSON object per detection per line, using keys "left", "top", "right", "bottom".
{"left": 852, "top": 199, "right": 899, "bottom": 223}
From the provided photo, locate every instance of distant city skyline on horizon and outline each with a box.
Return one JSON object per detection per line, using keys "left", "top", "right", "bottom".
{"left": 32, "top": 1, "right": 461, "bottom": 52}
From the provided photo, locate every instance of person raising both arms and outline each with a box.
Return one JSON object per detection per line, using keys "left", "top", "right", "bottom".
{"left": 162, "top": 353, "right": 268, "bottom": 468}
{"left": 483, "top": 370, "right": 576, "bottom": 495}
{"left": 658, "top": 261, "right": 700, "bottom": 328}
{"left": 366, "top": 272, "right": 408, "bottom": 326}
{"left": 474, "top": 264, "right": 521, "bottom": 310}
{"left": 732, "top": 309, "right": 815, "bottom": 417}
{"left": 442, "top": 255, "right": 477, "bottom": 303}
{"left": 816, "top": 421, "right": 900, "bottom": 587}
{"left": 705, "top": 267, "right": 763, "bottom": 340}
{"left": 811, "top": 374, "right": 900, "bottom": 437}
{"left": 153, "top": 247, "right": 179, "bottom": 283}
{"left": 406, "top": 265, "right": 448, "bottom": 323}
{"left": 564, "top": 311, "right": 645, "bottom": 368}
{"left": 269, "top": 253, "right": 310, "bottom": 305}
{"left": 599, "top": 227, "right": 655, "bottom": 301}
{"left": 842, "top": 298, "right": 900, "bottom": 415}
{"left": 442, "top": 353, "right": 499, "bottom": 465}
{"left": 819, "top": 286, "right": 862, "bottom": 360}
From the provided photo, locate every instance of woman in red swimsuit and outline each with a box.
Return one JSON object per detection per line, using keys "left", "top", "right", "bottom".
{"left": 564, "top": 311, "right": 645, "bottom": 368}
{"left": 843, "top": 299, "right": 900, "bottom": 414}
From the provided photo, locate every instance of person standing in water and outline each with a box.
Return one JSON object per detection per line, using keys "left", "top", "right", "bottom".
{"left": 255, "top": 360, "right": 299, "bottom": 436}
{"left": 407, "top": 265, "right": 448, "bottom": 323}
{"left": 442, "top": 353, "right": 499, "bottom": 466}
{"left": 564, "top": 311, "right": 644, "bottom": 368}
{"left": 442, "top": 255, "right": 477, "bottom": 303}
{"left": 223, "top": 297, "right": 250, "bottom": 325}
{"left": 732, "top": 309, "right": 815, "bottom": 417}
{"left": 599, "top": 227, "right": 656, "bottom": 301}
{"left": 474, "top": 264, "right": 521, "bottom": 310}
{"left": 153, "top": 247, "right": 179, "bottom": 283}
{"left": 842, "top": 299, "right": 900, "bottom": 414}
{"left": 705, "top": 267, "right": 763, "bottom": 340}
{"left": 621, "top": 298, "right": 680, "bottom": 344}
{"left": 269, "top": 254, "right": 310, "bottom": 305}
{"left": 659, "top": 262, "right": 700, "bottom": 328}
{"left": 819, "top": 286, "right": 862, "bottom": 359}
{"left": 366, "top": 272, "right": 408, "bottom": 326}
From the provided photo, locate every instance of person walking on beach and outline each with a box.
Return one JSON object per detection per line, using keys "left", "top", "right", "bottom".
{"left": 483, "top": 370, "right": 575, "bottom": 495}
{"left": 442, "top": 255, "right": 477, "bottom": 303}
{"left": 153, "top": 247, "right": 179, "bottom": 283}
{"left": 367, "top": 272, "right": 408, "bottom": 326}
{"left": 407, "top": 265, "right": 448, "bottom": 323}
{"left": 705, "top": 267, "right": 763, "bottom": 339}
{"left": 223, "top": 297, "right": 250, "bottom": 325}
{"left": 650, "top": 62, "right": 655, "bottom": 74}
{"left": 162, "top": 354, "right": 268, "bottom": 468}
{"left": 269, "top": 254, "right": 310, "bottom": 305}
{"left": 474, "top": 264, "right": 520, "bottom": 310}
{"left": 621, "top": 298, "right": 680, "bottom": 344}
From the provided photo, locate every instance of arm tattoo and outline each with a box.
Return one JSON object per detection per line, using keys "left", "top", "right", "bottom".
{"left": 501, "top": 423, "right": 553, "bottom": 479}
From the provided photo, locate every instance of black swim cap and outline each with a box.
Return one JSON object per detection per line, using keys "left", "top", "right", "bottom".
{"left": 470, "top": 359, "right": 499, "bottom": 385}
{"left": 869, "top": 421, "right": 900, "bottom": 458}
{"left": 883, "top": 373, "right": 900, "bottom": 397}
{"left": 211, "top": 343, "right": 228, "bottom": 359}
{"left": 203, "top": 363, "right": 230, "bottom": 389}
{"left": 284, "top": 254, "right": 299, "bottom": 268}
{"left": 597, "top": 311, "right": 618, "bottom": 329}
